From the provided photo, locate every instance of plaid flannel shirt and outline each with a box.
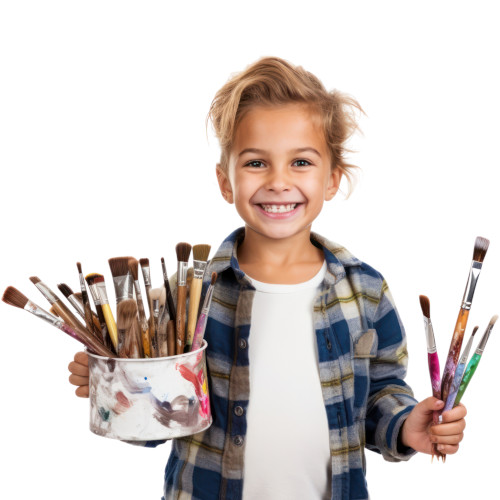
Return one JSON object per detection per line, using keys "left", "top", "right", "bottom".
{"left": 157, "top": 227, "right": 417, "bottom": 500}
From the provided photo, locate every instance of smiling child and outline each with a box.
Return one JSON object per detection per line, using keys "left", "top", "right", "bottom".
{"left": 68, "top": 56, "right": 467, "bottom": 500}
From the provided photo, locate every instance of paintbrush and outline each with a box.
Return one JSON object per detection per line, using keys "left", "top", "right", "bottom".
{"left": 29, "top": 277, "right": 88, "bottom": 336}
{"left": 2, "top": 286, "right": 114, "bottom": 357}
{"left": 191, "top": 272, "right": 217, "bottom": 351}
{"left": 175, "top": 242, "right": 192, "bottom": 354}
{"left": 139, "top": 258, "right": 153, "bottom": 319}
{"left": 84, "top": 273, "right": 118, "bottom": 352}
{"left": 108, "top": 257, "right": 134, "bottom": 304}
{"left": 161, "top": 257, "right": 176, "bottom": 323}
{"left": 454, "top": 315, "right": 497, "bottom": 407}
{"left": 418, "top": 295, "right": 444, "bottom": 461}
{"left": 116, "top": 299, "right": 142, "bottom": 358}
{"left": 76, "top": 262, "right": 103, "bottom": 343}
{"left": 441, "top": 236, "right": 489, "bottom": 405}
{"left": 186, "top": 244, "right": 211, "bottom": 352}
{"left": 167, "top": 319, "right": 175, "bottom": 357}
{"left": 151, "top": 298, "right": 160, "bottom": 357}
{"left": 57, "top": 283, "right": 101, "bottom": 332}
{"left": 445, "top": 326, "right": 478, "bottom": 411}
{"left": 84, "top": 274, "right": 114, "bottom": 352}
{"left": 129, "top": 258, "right": 150, "bottom": 357}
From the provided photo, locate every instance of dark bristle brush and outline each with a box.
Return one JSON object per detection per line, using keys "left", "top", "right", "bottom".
{"left": 76, "top": 262, "right": 102, "bottom": 342}
{"left": 175, "top": 242, "right": 191, "bottom": 355}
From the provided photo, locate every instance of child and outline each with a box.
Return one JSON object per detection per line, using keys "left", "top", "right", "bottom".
{"left": 68, "top": 56, "right": 467, "bottom": 500}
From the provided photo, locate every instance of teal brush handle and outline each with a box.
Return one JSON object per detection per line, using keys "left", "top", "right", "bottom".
{"left": 453, "top": 353, "right": 481, "bottom": 407}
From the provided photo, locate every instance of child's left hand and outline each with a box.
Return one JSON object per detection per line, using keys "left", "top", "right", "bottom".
{"left": 400, "top": 397, "right": 467, "bottom": 455}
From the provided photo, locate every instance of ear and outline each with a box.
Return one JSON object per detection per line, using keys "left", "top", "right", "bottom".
{"left": 325, "top": 167, "right": 342, "bottom": 201}
{"left": 216, "top": 164, "right": 234, "bottom": 204}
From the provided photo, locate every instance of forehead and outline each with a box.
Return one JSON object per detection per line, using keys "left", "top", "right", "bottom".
{"left": 232, "top": 103, "right": 326, "bottom": 153}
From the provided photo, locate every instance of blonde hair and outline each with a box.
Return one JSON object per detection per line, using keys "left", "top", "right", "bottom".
{"left": 206, "top": 56, "right": 364, "bottom": 196}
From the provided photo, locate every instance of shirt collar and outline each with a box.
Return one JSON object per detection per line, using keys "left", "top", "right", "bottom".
{"left": 208, "top": 227, "right": 361, "bottom": 286}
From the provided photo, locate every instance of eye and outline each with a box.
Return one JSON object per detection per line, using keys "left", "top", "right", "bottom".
{"left": 292, "top": 159, "right": 312, "bottom": 167}
{"left": 244, "top": 160, "right": 265, "bottom": 168}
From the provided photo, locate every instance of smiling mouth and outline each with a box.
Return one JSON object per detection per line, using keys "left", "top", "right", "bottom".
{"left": 259, "top": 203, "right": 300, "bottom": 214}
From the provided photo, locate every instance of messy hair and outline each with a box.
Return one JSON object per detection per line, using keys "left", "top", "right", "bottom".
{"left": 206, "top": 56, "right": 364, "bottom": 197}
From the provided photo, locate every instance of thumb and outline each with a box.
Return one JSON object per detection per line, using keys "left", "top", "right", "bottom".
{"left": 418, "top": 396, "right": 444, "bottom": 414}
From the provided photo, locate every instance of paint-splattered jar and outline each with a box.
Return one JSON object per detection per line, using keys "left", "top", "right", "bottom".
{"left": 87, "top": 340, "right": 212, "bottom": 441}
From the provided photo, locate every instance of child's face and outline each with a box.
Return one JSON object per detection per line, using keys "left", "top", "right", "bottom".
{"left": 217, "top": 103, "right": 341, "bottom": 242}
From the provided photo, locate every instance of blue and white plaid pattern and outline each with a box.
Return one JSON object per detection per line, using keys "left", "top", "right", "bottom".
{"left": 159, "top": 227, "right": 417, "bottom": 500}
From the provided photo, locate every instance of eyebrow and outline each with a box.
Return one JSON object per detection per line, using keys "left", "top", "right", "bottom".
{"left": 238, "top": 147, "right": 322, "bottom": 158}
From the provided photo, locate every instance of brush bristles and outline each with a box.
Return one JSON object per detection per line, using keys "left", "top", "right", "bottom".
{"left": 109, "top": 257, "right": 132, "bottom": 278}
{"left": 211, "top": 272, "right": 217, "bottom": 286}
{"left": 471, "top": 326, "right": 479, "bottom": 336}
{"left": 473, "top": 236, "right": 490, "bottom": 263}
{"left": 85, "top": 273, "right": 104, "bottom": 286}
{"left": 76, "top": 262, "right": 83, "bottom": 274}
{"left": 29, "top": 276, "right": 41, "bottom": 285}
{"left": 2, "top": 286, "right": 29, "bottom": 309}
{"left": 139, "top": 258, "right": 149, "bottom": 268}
{"left": 419, "top": 295, "right": 430, "bottom": 319}
{"left": 176, "top": 242, "right": 192, "bottom": 263}
{"left": 490, "top": 315, "right": 498, "bottom": 327}
{"left": 117, "top": 299, "right": 138, "bottom": 327}
{"left": 57, "top": 283, "right": 73, "bottom": 298}
{"left": 128, "top": 258, "right": 139, "bottom": 281}
{"left": 193, "top": 244, "right": 211, "bottom": 262}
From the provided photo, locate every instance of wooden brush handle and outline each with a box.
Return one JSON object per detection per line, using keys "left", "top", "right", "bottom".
{"left": 441, "top": 308, "right": 469, "bottom": 404}
{"left": 186, "top": 278, "right": 203, "bottom": 348}
{"left": 176, "top": 285, "right": 187, "bottom": 355}
{"left": 101, "top": 303, "right": 118, "bottom": 351}
{"left": 167, "top": 320, "right": 175, "bottom": 357}
{"left": 53, "top": 301, "right": 84, "bottom": 332}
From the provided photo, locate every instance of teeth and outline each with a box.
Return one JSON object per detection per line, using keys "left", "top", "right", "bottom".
{"left": 261, "top": 204, "right": 297, "bottom": 213}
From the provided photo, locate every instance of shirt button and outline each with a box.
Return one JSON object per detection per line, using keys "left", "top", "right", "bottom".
{"left": 238, "top": 338, "right": 247, "bottom": 349}
{"left": 233, "top": 435, "right": 244, "bottom": 446}
{"left": 234, "top": 405, "right": 244, "bottom": 416}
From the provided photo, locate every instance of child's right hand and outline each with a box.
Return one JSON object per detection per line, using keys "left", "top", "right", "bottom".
{"left": 68, "top": 351, "right": 89, "bottom": 398}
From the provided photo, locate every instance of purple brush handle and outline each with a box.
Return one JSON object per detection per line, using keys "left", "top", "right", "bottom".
{"left": 191, "top": 311, "right": 207, "bottom": 352}
{"left": 428, "top": 352, "right": 441, "bottom": 399}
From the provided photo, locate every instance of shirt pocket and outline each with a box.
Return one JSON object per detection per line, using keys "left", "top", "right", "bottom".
{"left": 351, "top": 329, "right": 378, "bottom": 422}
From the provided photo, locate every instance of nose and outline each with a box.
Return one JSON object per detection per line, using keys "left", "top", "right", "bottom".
{"left": 264, "top": 165, "right": 291, "bottom": 192}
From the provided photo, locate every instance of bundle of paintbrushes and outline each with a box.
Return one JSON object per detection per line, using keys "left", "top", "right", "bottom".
{"left": 2, "top": 243, "right": 217, "bottom": 359}
{"left": 419, "top": 236, "right": 496, "bottom": 462}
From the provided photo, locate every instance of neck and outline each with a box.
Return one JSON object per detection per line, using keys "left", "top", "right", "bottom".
{"left": 237, "top": 225, "right": 322, "bottom": 268}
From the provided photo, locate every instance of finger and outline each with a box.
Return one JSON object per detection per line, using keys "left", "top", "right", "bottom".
{"left": 75, "top": 385, "right": 89, "bottom": 398}
{"left": 69, "top": 374, "right": 89, "bottom": 387}
{"left": 442, "top": 403, "right": 467, "bottom": 423}
{"left": 68, "top": 361, "right": 90, "bottom": 377}
{"left": 74, "top": 351, "right": 89, "bottom": 366}
{"left": 419, "top": 397, "right": 445, "bottom": 414}
{"left": 436, "top": 443, "right": 459, "bottom": 455}
{"left": 431, "top": 420, "right": 466, "bottom": 436}
{"left": 430, "top": 433, "right": 464, "bottom": 445}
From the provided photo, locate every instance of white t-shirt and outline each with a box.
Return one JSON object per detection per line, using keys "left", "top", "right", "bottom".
{"left": 242, "top": 261, "right": 331, "bottom": 500}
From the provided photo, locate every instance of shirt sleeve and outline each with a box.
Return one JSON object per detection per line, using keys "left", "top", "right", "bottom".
{"left": 365, "top": 279, "right": 418, "bottom": 462}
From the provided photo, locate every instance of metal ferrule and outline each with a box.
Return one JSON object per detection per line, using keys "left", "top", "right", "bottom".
{"left": 34, "top": 281, "right": 59, "bottom": 305}
{"left": 68, "top": 294, "right": 85, "bottom": 317}
{"left": 26, "top": 300, "right": 62, "bottom": 327}
{"left": 476, "top": 322, "right": 495, "bottom": 354}
{"left": 95, "top": 281, "right": 109, "bottom": 305}
{"left": 461, "top": 261, "right": 483, "bottom": 310}
{"left": 177, "top": 261, "right": 189, "bottom": 286}
{"left": 141, "top": 266, "right": 152, "bottom": 288}
{"left": 423, "top": 316, "right": 437, "bottom": 353}
{"left": 193, "top": 260, "right": 208, "bottom": 280}
{"left": 87, "top": 284, "right": 101, "bottom": 306}
{"left": 201, "top": 285, "right": 215, "bottom": 315}
{"left": 153, "top": 299, "right": 160, "bottom": 318}
{"left": 134, "top": 280, "right": 143, "bottom": 302}
{"left": 78, "top": 273, "right": 87, "bottom": 294}
{"left": 113, "top": 274, "right": 134, "bottom": 303}
{"left": 459, "top": 333, "right": 475, "bottom": 363}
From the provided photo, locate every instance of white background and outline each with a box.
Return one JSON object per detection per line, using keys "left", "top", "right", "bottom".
{"left": 1, "top": 1, "right": 499, "bottom": 499}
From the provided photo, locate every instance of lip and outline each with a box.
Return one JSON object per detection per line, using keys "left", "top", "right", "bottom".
{"left": 254, "top": 202, "right": 303, "bottom": 219}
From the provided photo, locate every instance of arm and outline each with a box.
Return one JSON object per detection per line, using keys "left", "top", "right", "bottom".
{"left": 365, "top": 279, "right": 418, "bottom": 462}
